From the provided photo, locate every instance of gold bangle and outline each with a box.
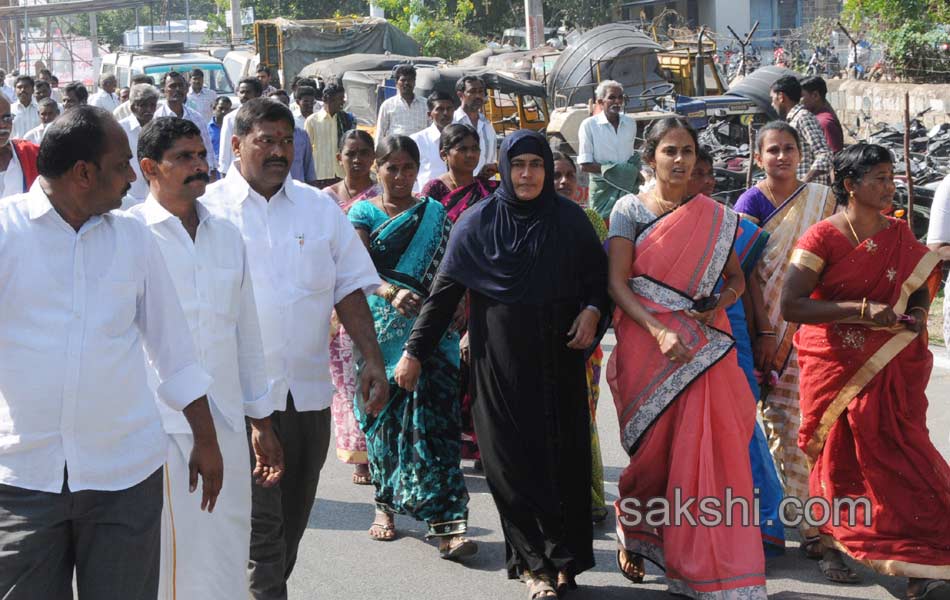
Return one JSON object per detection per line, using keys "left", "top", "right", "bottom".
{"left": 384, "top": 284, "right": 399, "bottom": 303}
{"left": 860, "top": 297, "right": 867, "bottom": 320}
{"left": 723, "top": 287, "right": 740, "bottom": 305}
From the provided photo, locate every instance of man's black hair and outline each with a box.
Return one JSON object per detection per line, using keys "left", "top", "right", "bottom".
{"left": 38, "top": 106, "right": 111, "bottom": 177}
{"left": 138, "top": 116, "right": 204, "bottom": 163}
{"left": 234, "top": 98, "right": 295, "bottom": 137}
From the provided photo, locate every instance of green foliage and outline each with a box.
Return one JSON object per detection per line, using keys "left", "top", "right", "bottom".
{"left": 843, "top": 0, "right": 950, "bottom": 81}
{"left": 410, "top": 19, "right": 482, "bottom": 60}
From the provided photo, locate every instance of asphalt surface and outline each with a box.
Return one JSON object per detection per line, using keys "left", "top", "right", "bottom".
{"left": 288, "top": 336, "right": 950, "bottom": 600}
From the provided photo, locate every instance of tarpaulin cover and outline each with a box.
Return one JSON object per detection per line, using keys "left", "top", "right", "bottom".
{"left": 258, "top": 18, "right": 421, "bottom": 85}
{"left": 546, "top": 24, "right": 666, "bottom": 111}
{"left": 298, "top": 53, "right": 443, "bottom": 82}
{"left": 414, "top": 66, "right": 546, "bottom": 99}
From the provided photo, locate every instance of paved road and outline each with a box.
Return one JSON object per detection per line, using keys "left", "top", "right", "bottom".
{"left": 288, "top": 337, "right": 950, "bottom": 600}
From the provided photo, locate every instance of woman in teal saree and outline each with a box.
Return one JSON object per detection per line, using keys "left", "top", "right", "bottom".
{"left": 349, "top": 135, "right": 476, "bottom": 561}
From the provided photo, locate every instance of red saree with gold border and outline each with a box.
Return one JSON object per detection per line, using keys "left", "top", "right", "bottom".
{"left": 607, "top": 194, "right": 767, "bottom": 599}
{"left": 793, "top": 217, "right": 950, "bottom": 578}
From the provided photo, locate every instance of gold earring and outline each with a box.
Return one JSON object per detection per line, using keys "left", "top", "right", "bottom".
{"left": 849, "top": 190, "right": 855, "bottom": 199}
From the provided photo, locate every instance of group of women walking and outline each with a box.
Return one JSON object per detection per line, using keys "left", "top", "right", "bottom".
{"left": 319, "top": 112, "right": 950, "bottom": 600}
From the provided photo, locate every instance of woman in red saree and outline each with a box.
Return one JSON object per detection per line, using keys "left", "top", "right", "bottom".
{"left": 782, "top": 144, "right": 950, "bottom": 599}
{"left": 607, "top": 117, "right": 767, "bottom": 599}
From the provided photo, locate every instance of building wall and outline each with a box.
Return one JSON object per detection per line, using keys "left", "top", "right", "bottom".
{"left": 801, "top": 0, "right": 843, "bottom": 24}
{"left": 709, "top": 0, "right": 752, "bottom": 38}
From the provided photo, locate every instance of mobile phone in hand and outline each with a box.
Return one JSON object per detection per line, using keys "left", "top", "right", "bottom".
{"left": 691, "top": 294, "right": 720, "bottom": 313}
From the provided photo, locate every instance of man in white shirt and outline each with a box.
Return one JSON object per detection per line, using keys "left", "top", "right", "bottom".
{"left": 577, "top": 79, "right": 640, "bottom": 219}
{"left": 217, "top": 77, "right": 262, "bottom": 174}
{"left": 63, "top": 81, "right": 89, "bottom": 110}
{"left": 130, "top": 116, "right": 284, "bottom": 599}
{"left": 119, "top": 83, "right": 160, "bottom": 206}
{"left": 376, "top": 65, "right": 428, "bottom": 146}
{"left": 155, "top": 70, "right": 217, "bottom": 175}
{"left": 927, "top": 173, "right": 950, "bottom": 353}
{"left": 0, "top": 69, "right": 12, "bottom": 101}
{"left": 0, "top": 105, "right": 223, "bottom": 600}
{"left": 410, "top": 90, "right": 455, "bottom": 193}
{"left": 11, "top": 75, "right": 40, "bottom": 139}
{"left": 23, "top": 98, "right": 59, "bottom": 144}
{"left": 202, "top": 98, "right": 387, "bottom": 599}
{"left": 89, "top": 74, "right": 120, "bottom": 111}
{"left": 452, "top": 75, "right": 497, "bottom": 178}
{"left": 186, "top": 68, "right": 217, "bottom": 123}
{"left": 114, "top": 74, "right": 155, "bottom": 121}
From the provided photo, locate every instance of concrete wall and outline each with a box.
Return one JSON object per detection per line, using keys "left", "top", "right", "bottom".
{"left": 711, "top": 0, "right": 752, "bottom": 39}
{"left": 801, "top": 0, "right": 843, "bottom": 25}
{"left": 826, "top": 79, "right": 950, "bottom": 140}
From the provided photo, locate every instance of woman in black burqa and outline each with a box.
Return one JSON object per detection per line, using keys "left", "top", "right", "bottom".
{"left": 394, "top": 130, "right": 609, "bottom": 599}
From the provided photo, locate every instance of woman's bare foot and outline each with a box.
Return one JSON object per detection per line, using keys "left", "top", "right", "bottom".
{"left": 368, "top": 511, "right": 396, "bottom": 541}
{"left": 352, "top": 464, "right": 371, "bottom": 485}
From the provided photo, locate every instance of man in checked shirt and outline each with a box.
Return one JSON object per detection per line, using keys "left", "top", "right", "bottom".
{"left": 770, "top": 75, "right": 833, "bottom": 186}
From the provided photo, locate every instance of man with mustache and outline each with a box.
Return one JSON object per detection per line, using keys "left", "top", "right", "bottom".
{"left": 155, "top": 71, "right": 218, "bottom": 178}
{"left": 0, "top": 93, "right": 40, "bottom": 198}
{"left": 577, "top": 79, "right": 640, "bottom": 220}
{"left": 11, "top": 74, "right": 40, "bottom": 139}
{"left": 120, "top": 83, "right": 160, "bottom": 206}
{"left": 0, "top": 105, "right": 222, "bottom": 600}
{"left": 128, "top": 117, "right": 284, "bottom": 599}
{"left": 218, "top": 77, "right": 263, "bottom": 174}
{"left": 201, "top": 98, "right": 387, "bottom": 599}
{"left": 452, "top": 75, "right": 497, "bottom": 179}
{"left": 267, "top": 90, "right": 317, "bottom": 186}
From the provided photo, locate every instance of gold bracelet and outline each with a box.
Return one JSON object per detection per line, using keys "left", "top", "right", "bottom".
{"left": 723, "top": 287, "right": 740, "bottom": 305}
{"left": 860, "top": 297, "right": 867, "bottom": 320}
{"left": 384, "top": 284, "right": 399, "bottom": 303}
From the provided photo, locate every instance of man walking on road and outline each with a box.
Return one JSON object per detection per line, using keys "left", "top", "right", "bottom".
{"left": 0, "top": 106, "right": 222, "bottom": 600}
{"left": 452, "top": 75, "right": 497, "bottom": 179}
{"left": 376, "top": 65, "right": 428, "bottom": 144}
{"left": 201, "top": 98, "right": 388, "bottom": 599}
{"left": 130, "top": 116, "right": 284, "bottom": 599}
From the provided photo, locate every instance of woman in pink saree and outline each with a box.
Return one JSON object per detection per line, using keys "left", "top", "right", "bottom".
{"left": 607, "top": 117, "right": 767, "bottom": 599}
{"left": 325, "top": 130, "right": 380, "bottom": 484}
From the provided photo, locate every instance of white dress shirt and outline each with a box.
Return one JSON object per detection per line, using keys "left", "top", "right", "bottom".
{"left": 23, "top": 123, "right": 47, "bottom": 145}
{"left": 926, "top": 173, "right": 950, "bottom": 353}
{"left": 376, "top": 94, "right": 428, "bottom": 144}
{"left": 186, "top": 87, "right": 218, "bottom": 123}
{"left": 11, "top": 100, "right": 40, "bottom": 139}
{"left": 410, "top": 123, "right": 446, "bottom": 193}
{"left": 0, "top": 146, "right": 23, "bottom": 199}
{"left": 154, "top": 102, "right": 218, "bottom": 171}
{"left": 114, "top": 100, "right": 133, "bottom": 121}
{"left": 129, "top": 196, "right": 275, "bottom": 434}
{"left": 453, "top": 107, "right": 497, "bottom": 175}
{"left": 217, "top": 110, "right": 238, "bottom": 174}
{"left": 0, "top": 186, "right": 212, "bottom": 493}
{"left": 201, "top": 165, "right": 381, "bottom": 412}
{"left": 576, "top": 112, "right": 638, "bottom": 166}
{"left": 0, "top": 85, "right": 13, "bottom": 102}
{"left": 119, "top": 114, "right": 149, "bottom": 202}
{"left": 89, "top": 89, "right": 121, "bottom": 112}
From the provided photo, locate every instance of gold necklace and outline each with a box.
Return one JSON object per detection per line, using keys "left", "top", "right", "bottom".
{"left": 764, "top": 179, "right": 799, "bottom": 207}
{"left": 651, "top": 189, "right": 682, "bottom": 214}
{"left": 843, "top": 210, "right": 885, "bottom": 245}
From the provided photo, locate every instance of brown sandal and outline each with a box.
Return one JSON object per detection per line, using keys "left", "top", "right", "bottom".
{"left": 617, "top": 549, "right": 645, "bottom": 583}
{"left": 556, "top": 570, "right": 577, "bottom": 595}
{"left": 525, "top": 572, "right": 557, "bottom": 599}
{"left": 438, "top": 535, "right": 478, "bottom": 560}
{"left": 368, "top": 514, "right": 396, "bottom": 541}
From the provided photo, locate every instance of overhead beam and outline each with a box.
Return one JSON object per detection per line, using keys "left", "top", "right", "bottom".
{"left": 0, "top": 0, "right": 150, "bottom": 21}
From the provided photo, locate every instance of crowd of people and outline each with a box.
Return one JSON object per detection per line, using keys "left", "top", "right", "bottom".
{"left": 0, "top": 60, "right": 948, "bottom": 600}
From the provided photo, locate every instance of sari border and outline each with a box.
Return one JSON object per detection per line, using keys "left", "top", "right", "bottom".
{"left": 821, "top": 535, "right": 950, "bottom": 579}
{"left": 622, "top": 326, "right": 736, "bottom": 455}
{"left": 804, "top": 329, "right": 916, "bottom": 461}
{"left": 804, "top": 249, "right": 941, "bottom": 460}
{"left": 790, "top": 248, "right": 825, "bottom": 273}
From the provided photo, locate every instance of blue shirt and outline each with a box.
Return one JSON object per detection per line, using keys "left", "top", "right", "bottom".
{"left": 208, "top": 120, "right": 223, "bottom": 163}
{"left": 292, "top": 127, "right": 316, "bottom": 184}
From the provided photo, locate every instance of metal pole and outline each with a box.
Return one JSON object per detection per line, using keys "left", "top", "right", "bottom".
{"left": 185, "top": 0, "right": 191, "bottom": 46}
{"left": 695, "top": 26, "right": 706, "bottom": 96}
{"left": 230, "top": 0, "right": 241, "bottom": 43}
{"left": 904, "top": 92, "right": 915, "bottom": 231}
{"left": 135, "top": 7, "right": 140, "bottom": 47}
{"left": 89, "top": 12, "right": 98, "bottom": 86}
{"left": 150, "top": 2, "right": 155, "bottom": 43}
{"left": 524, "top": 0, "right": 544, "bottom": 50}
{"left": 24, "top": 7, "right": 29, "bottom": 74}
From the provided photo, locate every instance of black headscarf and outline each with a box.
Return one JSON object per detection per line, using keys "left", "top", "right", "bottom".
{"left": 439, "top": 129, "right": 606, "bottom": 306}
